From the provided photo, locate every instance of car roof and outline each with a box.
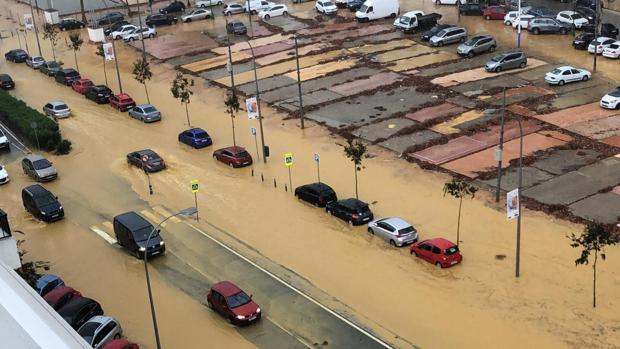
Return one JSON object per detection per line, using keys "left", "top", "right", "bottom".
{"left": 338, "top": 198, "right": 368, "bottom": 208}
{"left": 43, "top": 286, "right": 76, "bottom": 302}
{"left": 84, "top": 315, "right": 113, "bottom": 326}
{"left": 0, "top": 74, "right": 11, "bottom": 80}
{"left": 187, "top": 127, "right": 206, "bottom": 133}
{"left": 222, "top": 146, "right": 247, "bottom": 154}
{"left": 115, "top": 93, "right": 132, "bottom": 99}
{"left": 77, "top": 78, "right": 92, "bottom": 83}
{"left": 424, "top": 238, "right": 456, "bottom": 249}
{"left": 555, "top": 65, "right": 575, "bottom": 70}
{"left": 48, "top": 100, "right": 67, "bottom": 106}
{"left": 136, "top": 149, "right": 157, "bottom": 156}
{"left": 376, "top": 217, "right": 411, "bottom": 229}
{"left": 302, "top": 182, "right": 334, "bottom": 192}
{"left": 25, "top": 154, "right": 45, "bottom": 162}
{"left": 135, "top": 103, "right": 154, "bottom": 109}
{"left": 24, "top": 184, "right": 53, "bottom": 197}
{"left": 114, "top": 211, "right": 153, "bottom": 230}
{"left": 58, "top": 297, "right": 98, "bottom": 315}
{"left": 102, "top": 339, "right": 134, "bottom": 349}
{"left": 94, "top": 85, "right": 110, "bottom": 90}
{"left": 36, "top": 274, "right": 61, "bottom": 288}
{"left": 402, "top": 11, "right": 423, "bottom": 16}
{"left": 212, "top": 281, "right": 243, "bottom": 297}
{"left": 62, "top": 68, "right": 78, "bottom": 73}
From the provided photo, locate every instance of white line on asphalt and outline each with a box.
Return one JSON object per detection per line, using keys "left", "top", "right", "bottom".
{"left": 266, "top": 315, "right": 315, "bottom": 349}
{"left": 0, "top": 121, "right": 30, "bottom": 154}
{"left": 186, "top": 223, "right": 394, "bottom": 349}
{"left": 89, "top": 226, "right": 117, "bottom": 245}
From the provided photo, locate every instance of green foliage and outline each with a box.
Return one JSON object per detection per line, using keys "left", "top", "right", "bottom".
{"left": 132, "top": 56, "right": 152, "bottom": 84}
{"left": 68, "top": 33, "right": 83, "bottom": 51}
{"left": 42, "top": 23, "right": 60, "bottom": 60}
{"left": 14, "top": 239, "right": 51, "bottom": 289}
{"left": 443, "top": 178, "right": 478, "bottom": 199}
{"left": 170, "top": 72, "right": 194, "bottom": 105}
{"left": 95, "top": 43, "right": 104, "bottom": 58}
{"left": 343, "top": 138, "right": 367, "bottom": 170}
{"left": 224, "top": 92, "right": 240, "bottom": 116}
{"left": 55, "top": 139, "right": 72, "bottom": 155}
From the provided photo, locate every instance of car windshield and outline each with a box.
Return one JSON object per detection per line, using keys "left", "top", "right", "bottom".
{"left": 226, "top": 291, "right": 251, "bottom": 308}
{"left": 399, "top": 226, "right": 415, "bottom": 235}
{"left": 359, "top": 4, "right": 368, "bottom": 11}
{"left": 195, "top": 132, "right": 209, "bottom": 139}
{"left": 142, "top": 106, "right": 157, "bottom": 113}
{"left": 570, "top": 13, "right": 583, "bottom": 19}
{"left": 463, "top": 39, "right": 476, "bottom": 46}
{"left": 84, "top": 81, "right": 94, "bottom": 86}
{"left": 550, "top": 68, "right": 562, "bottom": 74}
{"left": 490, "top": 55, "right": 503, "bottom": 62}
{"left": 399, "top": 15, "right": 411, "bottom": 24}
{"left": 34, "top": 57, "right": 44, "bottom": 62}
{"left": 608, "top": 88, "right": 620, "bottom": 97}
{"left": 34, "top": 193, "right": 57, "bottom": 207}
{"left": 120, "top": 97, "right": 132, "bottom": 103}
{"left": 48, "top": 62, "right": 59, "bottom": 68}
{"left": 436, "top": 29, "right": 447, "bottom": 37}
{"left": 77, "top": 322, "right": 99, "bottom": 343}
{"left": 445, "top": 245, "right": 459, "bottom": 255}
{"left": 236, "top": 151, "right": 250, "bottom": 158}
{"left": 609, "top": 44, "right": 620, "bottom": 49}
{"left": 66, "top": 71, "right": 79, "bottom": 77}
{"left": 33, "top": 159, "right": 52, "bottom": 170}
{"left": 133, "top": 226, "right": 158, "bottom": 242}
{"left": 55, "top": 104, "right": 69, "bottom": 110}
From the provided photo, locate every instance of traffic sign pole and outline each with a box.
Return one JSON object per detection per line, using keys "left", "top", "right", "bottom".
{"left": 194, "top": 193, "right": 199, "bottom": 221}
{"left": 251, "top": 128, "right": 259, "bottom": 161}
{"left": 190, "top": 180, "right": 199, "bottom": 220}
{"left": 284, "top": 153, "right": 293, "bottom": 194}
{"left": 288, "top": 167, "right": 292, "bottom": 194}
{"left": 314, "top": 153, "right": 320, "bottom": 183}
{"left": 142, "top": 155, "right": 153, "bottom": 195}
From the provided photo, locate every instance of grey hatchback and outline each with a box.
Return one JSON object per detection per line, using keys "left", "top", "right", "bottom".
{"left": 528, "top": 17, "right": 570, "bottom": 35}
{"left": 128, "top": 104, "right": 161, "bottom": 123}
{"left": 367, "top": 217, "right": 418, "bottom": 247}
{"left": 22, "top": 154, "right": 58, "bottom": 182}
{"left": 430, "top": 26, "right": 467, "bottom": 47}
{"left": 485, "top": 51, "right": 527, "bottom": 72}
{"left": 457, "top": 35, "right": 497, "bottom": 57}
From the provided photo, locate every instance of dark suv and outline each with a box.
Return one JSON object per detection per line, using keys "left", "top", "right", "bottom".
{"left": 528, "top": 18, "right": 570, "bottom": 35}
{"left": 226, "top": 20, "right": 247, "bottom": 35}
{"left": 159, "top": 1, "right": 186, "bottom": 14}
{"left": 55, "top": 68, "right": 81, "bottom": 85}
{"left": 5, "top": 49, "right": 28, "bottom": 63}
{"left": 22, "top": 184, "right": 64, "bottom": 222}
{"left": 295, "top": 182, "right": 337, "bottom": 207}
{"left": 326, "top": 198, "right": 374, "bottom": 225}
{"left": 458, "top": 3, "right": 485, "bottom": 16}
{"left": 97, "top": 12, "right": 124, "bottom": 26}
{"left": 0, "top": 74, "right": 15, "bottom": 90}
{"left": 85, "top": 85, "right": 112, "bottom": 103}
{"left": 421, "top": 24, "right": 453, "bottom": 41}
{"left": 126, "top": 149, "right": 166, "bottom": 172}
{"left": 58, "top": 18, "right": 85, "bottom": 31}
{"left": 113, "top": 211, "right": 165, "bottom": 259}
{"left": 146, "top": 13, "right": 178, "bottom": 26}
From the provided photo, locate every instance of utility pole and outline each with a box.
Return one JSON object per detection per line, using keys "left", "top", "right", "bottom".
{"left": 248, "top": 41, "right": 267, "bottom": 163}
{"left": 515, "top": 115, "right": 523, "bottom": 278}
{"left": 246, "top": 0, "right": 253, "bottom": 36}
{"left": 593, "top": 0, "right": 600, "bottom": 72}
{"left": 517, "top": 0, "right": 521, "bottom": 48}
{"left": 111, "top": 32, "right": 123, "bottom": 93}
{"left": 226, "top": 20, "right": 235, "bottom": 90}
{"left": 29, "top": 0, "right": 42, "bottom": 57}
{"left": 294, "top": 36, "right": 305, "bottom": 129}
{"left": 495, "top": 87, "right": 506, "bottom": 203}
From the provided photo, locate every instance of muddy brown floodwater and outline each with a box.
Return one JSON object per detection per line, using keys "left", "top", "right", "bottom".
{"left": 0, "top": 1, "right": 619, "bottom": 349}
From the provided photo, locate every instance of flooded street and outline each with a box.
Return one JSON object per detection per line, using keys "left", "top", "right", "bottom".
{"left": 1, "top": 0, "right": 620, "bottom": 348}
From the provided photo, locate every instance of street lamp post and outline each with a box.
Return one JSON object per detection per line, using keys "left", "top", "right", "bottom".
{"left": 293, "top": 35, "right": 305, "bottom": 129}
{"left": 29, "top": 0, "right": 43, "bottom": 57}
{"left": 247, "top": 41, "right": 267, "bottom": 163}
{"left": 495, "top": 87, "right": 506, "bottom": 202}
{"left": 515, "top": 115, "right": 523, "bottom": 278}
{"left": 517, "top": 0, "right": 522, "bottom": 48}
{"left": 143, "top": 207, "right": 197, "bottom": 349}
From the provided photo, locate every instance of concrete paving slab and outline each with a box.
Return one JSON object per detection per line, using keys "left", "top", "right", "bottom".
{"left": 284, "top": 59, "right": 358, "bottom": 81}
{"left": 354, "top": 118, "right": 417, "bottom": 142}
{"left": 613, "top": 186, "right": 620, "bottom": 195}
{"left": 450, "top": 74, "right": 529, "bottom": 94}
{"left": 166, "top": 52, "right": 218, "bottom": 67}
{"left": 182, "top": 51, "right": 252, "bottom": 73}
{"left": 550, "top": 89, "right": 601, "bottom": 110}
{"left": 416, "top": 53, "right": 493, "bottom": 77}
{"left": 412, "top": 136, "right": 488, "bottom": 165}
{"left": 431, "top": 58, "right": 547, "bottom": 87}
{"left": 255, "top": 43, "right": 331, "bottom": 66}
{"left": 484, "top": 85, "right": 555, "bottom": 106}
{"left": 277, "top": 90, "right": 344, "bottom": 112}
{"left": 134, "top": 31, "right": 219, "bottom": 60}
{"left": 431, "top": 110, "right": 484, "bottom": 135}
{"left": 388, "top": 51, "right": 457, "bottom": 72}
{"left": 446, "top": 95, "right": 478, "bottom": 109}
{"left": 568, "top": 115, "right": 620, "bottom": 140}
{"left": 320, "top": 24, "right": 393, "bottom": 41}
{"left": 237, "top": 75, "right": 298, "bottom": 95}
{"left": 378, "top": 130, "right": 442, "bottom": 153}
{"left": 261, "top": 16, "right": 307, "bottom": 31}
{"left": 470, "top": 119, "right": 542, "bottom": 144}
{"left": 602, "top": 135, "right": 620, "bottom": 147}
{"left": 328, "top": 72, "right": 404, "bottom": 96}
{"left": 405, "top": 103, "right": 467, "bottom": 123}
{"left": 297, "top": 22, "right": 360, "bottom": 36}
{"left": 513, "top": 65, "right": 552, "bottom": 82}
{"left": 348, "top": 39, "right": 416, "bottom": 54}
{"left": 240, "top": 41, "right": 295, "bottom": 57}
{"left": 507, "top": 104, "right": 537, "bottom": 117}
{"left": 343, "top": 32, "right": 405, "bottom": 48}
{"left": 454, "top": 109, "right": 505, "bottom": 131}
{"left": 480, "top": 166, "right": 556, "bottom": 191}
{"left": 372, "top": 45, "right": 437, "bottom": 63}
{"left": 199, "top": 61, "right": 256, "bottom": 81}
{"left": 570, "top": 193, "right": 620, "bottom": 224}
{"left": 211, "top": 34, "right": 289, "bottom": 54}
{"left": 534, "top": 102, "right": 620, "bottom": 128}
{"left": 531, "top": 149, "right": 600, "bottom": 175}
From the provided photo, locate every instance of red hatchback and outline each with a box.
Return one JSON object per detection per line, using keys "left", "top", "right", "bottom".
{"left": 410, "top": 238, "right": 462, "bottom": 268}
{"left": 101, "top": 339, "right": 139, "bottom": 349}
{"left": 43, "top": 286, "right": 82, "bottom": 310}
{"left": 110, "top": 93, "right": 136, "bottom": 112}
{"left": 207, "top": 281, "right": 261, "bottom": 325}
{"left": 71, "top": 78, "right": 95, "bottom": 94}
{"left": 213, "top": 146, "right": 253, "bottom": 168}
{"left": 483, "top": 6, "right": 506, "bottom": 20}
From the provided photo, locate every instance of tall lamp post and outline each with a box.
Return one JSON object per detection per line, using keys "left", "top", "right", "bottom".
{"left": 517, "top": 0, "right": 522, "bottom": 48}
{"left": 143, "top": 207, "right": 197, "bottom": 349}
{"left": 515, "top": 116, "right": 523, "bottom": 278}
{"left": 247, "top": 41, "right": 267, "bottom": 163}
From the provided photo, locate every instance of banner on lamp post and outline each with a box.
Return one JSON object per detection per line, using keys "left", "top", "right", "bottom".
{"left": 23, "top": 14, "right": 33, "bottom": 30}
{"left": 245, "top": 97, "right": 258, "bottom": 119}
{"left": 506, "top": 188, "right": 520, "bottom": 219}
{"left": 103, "top": 42, "right": 115, "bottom": 61}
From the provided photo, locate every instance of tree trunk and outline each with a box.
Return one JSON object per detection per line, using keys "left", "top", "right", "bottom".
{"left": 79, "top": 0, "right": 87, "bottom": 24}
{"left": 73, "top": 50, "right": 79, "bottom": 72}
{"left": 456, "top": 196, "right": 463, "bottom": 246}
{"left": 230, "top": 113, "right": 236, "bottom": 146}
{"left": 593, "top": 251, "right": 597, "bottom": 308}
{"left": 185, "top": 103, "right": 191, "bottom": 127}
{"left": 353, "top": 163, "right": 358, "bottom": 199}
{"left": 143, "top": 81, "right": 150, "bottom": 104}
{"left": 51, "top": 45, "right": 56, "bottom": 61}
{"left": 102, "top": 56, "right": 108, "bottom": 86}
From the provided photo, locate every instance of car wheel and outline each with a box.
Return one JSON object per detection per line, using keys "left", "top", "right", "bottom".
{"left": 389, "top": 240, "right": 396, "bottom": 247}
{"left": 582, "top": 75, "right": 589, "bottom": 81}
{"left": 264, "top": 14, "right": 270, "bottom": 20}
{"left": 115, "top": 35, "right": 120, "bottom": 40}
{"left": 558, "top": 80, "right": 565, "bottom": 86}
{"left": 437, "top": 41, "right": 443, "bottom": 47}
{"left": 186, "top": 18, "right": 192, "bottom": 22}
{"left": 283, "top": 11, "right": 288, "bottom": 16}
{"left": 459, "top": 36, "right": 466, "bottom": 43}
{"left": 226, "top": 12, "right": 231, "bottom": 16}
{"left": 519, "top": 61, "right": 526, "bottom": 68}
{"left": 149, "top": 34, "right": 154, "bottom": 38}
{"left": 436, "top": 262, "right": 443, "bottom": 268}
{"left": 467, "top": 51, "right": 474, "bottom": 58}
{"left": 533, "top": 28, "right": 540, "bottom": 35}
{"left": 207, "top": 300, "right": 213, "bottom": 309}
{"left": 348, "top": 220, "right": 353, "bottom": 225}
{"left": 229, "top": 316, "right": 236, "bottom": 324}
{"left": 228, "top": 162, "right": 234, "bottom": 168}
{"left": 218, "top": 0, "right": 223, "bottom": 4}
{"left": 213, "top": 155, "right": 218, "bottom": 160}
{"left": 60, "top": 27, "right": 66, "bottom": 31}
{"left": 410, "top": 250, "right": 417, "bottom": 256}
{"left": 200, "top": 3, "right": 206, "bottom": 7}
{"left": 489, "top": 45, "right": 496, "bottom": 52}
{"left": 114, "top": 334, "right": 121, "bottom": 339}
{"left": 435, "top": 0, "right": 441, "bottom": 4}
{"left": 504, "top": 21, "right": 511, "bottom": 26}
{"left": 129, "top": 37, "right": 135, "bottom": 41}
{"left": 495, "top": 66, "right": 502, "bottom": 72}
{"left": 485, "top": 15, "right": 491, "bottom": 20}
{"left": 560, "top": 28, "right": 567, "bottom": 35}
{"left": 368, "top": 227, "right": 374, "bottom": 234}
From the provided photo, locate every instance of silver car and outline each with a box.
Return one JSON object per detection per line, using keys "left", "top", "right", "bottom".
{"left": 26, "top": 55, "right": 45, "bottom": 69}
{"left": 367, "top": 217, "right": 418, "bottom": 247}
{"left": 430, "top": 26, "right": 467, "bottom": 47}
{"left": 128, "top": 104, "right": 162, "bottom": 123}
{"left": 77, "top": 315, "right": 123, "bottom": 349}
{"left": 39, "top": 61, "right": 61, "bottom": 76}
{"left": 22, "top": 154, "right": 58, "bottom": 182}
{"left": 485, "top": 51, "right": 527, "bottom": 72}
{"left": 43, "top": 101, "right": 71, "bottom": 119}
{"left": 457, "top": 35, "right": 496, "bottom": 58}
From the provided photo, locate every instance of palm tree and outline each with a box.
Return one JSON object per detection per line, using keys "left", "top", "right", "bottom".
{"left": 133, "top": 56, "right": 153, "bottom": 104}
{"left": 343, "top": 138, "right": 367, "bottom": 199}
{"left": 224, "top": 92, "right": 240, "bottom": 146}
{"left": 68, "top": 33, "right": 83, "bottom": 71}
{"left": 443, "top": 178, "right": 477, "bottom": 246}
{"left": 170, "top": 72, "right": 194, "bottom": 127}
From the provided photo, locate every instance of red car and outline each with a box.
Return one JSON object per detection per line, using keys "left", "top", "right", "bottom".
{"left": 410, "top": 238, "right": 462, "bottom": 268}
{"left": 102, "top": 339, "right": 140, "bottom": 349}
{"left": 213, "top": 146, "right": 253, "bottom": 168}
{"left": 71, "top": 78, "right": 95, "bottom": 94}
{"left": 206, "top": 281, "right": 261, "bottom": 325}
{"left": 483, "top": 5, "right": 506, "bottom": 20}
{"left": 109, "top": 93, "right": 136, "bottom": 112}
{"left": 43, "top": 286, "right": 82, "bottom": 310}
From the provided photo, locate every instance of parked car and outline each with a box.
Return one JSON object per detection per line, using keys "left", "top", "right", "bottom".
{"left": 43, "top": 100, "right": 71, "bottom": 119}
{"left": 503, "top": 10, "right": 518, "bottom": 25}
{"left": 544, "top": 66, "right": 591, "bottom": 85}
{"left": 58, "top": 18, "right": 85, "bottom": 30}
{"left": 510, "top": 14, "right": 535, "bottom": 28}
{"left": 113, "top": 211, "right": 165, "bottom": 258}
{"left": 22, "top": 154, "right": 58, "bottom": 182}
{"left": 456, "top": 34, "right": 496, "bottom": 57}
{"left": 527, "top": 18, "right": 570, "bottom": 35}
{"left": 0, "top": 164, "right": 8, "bottom": 184}
{"left": 602, "top": 41, "right": 620, "bottom": 58}
{"left": 325, "top": 198, "right": 373, "bottom": 225}
{"left": 434, "top": 0, "right": 461, "bottom": 4}
{"left": 600, "top": 86, "right": 620, "bottom": 109}
{"left": 5, "top": 49, "right": 28, "bottom": 62}
{"left": 245, "top": 0, "right": 275, "bottom": 13}
{"left": 258, "top": 4, "right": 288, "bottom": 19}
{"left": 102, "top": 339, "right": 140, "bottom": 349}
{"left": 58, "top": 297, "right": 104, "bottom": 330}
{"left": 556, "top": 11, "right": 588, "bottom": 28}
{"left": 43, "top": 286, "right": 82, "bottom": 310}
{"left": 485, "top": 51, "right": 527, "bottom": 72}
{"left": 159, "top": 1, "right": 186, "bottom": 13}
{"left": 71, "top": 78, "right": 95, "bottom": 94}
{"left": 123, "top": 27, "right": 156, "bottom": 42}
{"left": 394, "top": 11, "right": 442, "bottom": 33}
{"left": 104, "top": 20, "right": 130, "bottom": 36}
{"left": 127, "top": 149, "right": 166, "bottom": 172}
{"left": 207, "top": 281, "right": 261, "bottom": 325}
{"left": 55, "top": 68, "right": 81, "bottom": 86}
{"left": 430, "top": 26, "right": 467, "bottom": 47}
{"left": 128, "top": 104, "right": 161, "bottom": 123}
{"left": 347, "top": 0, "right": 363, "bottom": 11}
{"left": 197, "top": 0, "right": 224, "bottom": 7}
{"left": 0, "top": 74, "right": 15, "bottom": 90}
{"left": 85, "top": 85, "right": 112, "bottom": 104}
{"left": 109, "top": 93, "right": 136, "bottom": 112}
{"left": 35, "top": 274, "right": 65, "bottom": 296}
{"left": 527, "top": 6, "right": 555, "bottom": 17}
{"left": 588, "top": 36, "right": 616, "bottom": 54}
{"left": 573, "top": 32, "right": 595, "bottom": 50}
{"left": 294, "top": 182, "right": 337, "bottom": 207}
{"left": 421, "top": 24, "right": 453, "bottom": 41}
{"left": 226, "top": 20, "right": 247, "bottom": 35}
{"left": 78, "top": 316, "right": 123, "bottom": 349}
{"left": 458, "top": 3, "right": 485, "bottom": 16}
{"left": 178, "top": 127, "right": 212, "bottom": 148}
{"left": 22, "top": 184, "right": 64, "bottom": 222}
{"left": 410, "top": 238, "right": 462, "bottom": 268}
{"left": 111, "top": 24, "right": 138, "bottom": 39}
{"left": 39, "top": 61, "right": 61, "bottom": 76}
{"left": 315, "top": 0, "right": 337, "bottom": 14}
{"left": 0, "top": 129, "right": 9, "bottom": 150}
{"left": 97, "top": 12, "right": 124, "bottom": 26}
{"left": 583, "top": 23, "right": 619, "bottom": 38}
{"left": 213, "top": 146, "right": 253, "bottom": 168}
{"left": 367, "top": 217, "right": 418, "bottom": 247}
{"left": 223, "top": 3, "right": 246, "bottom": 15}
{"left": 26, "top": 55, "right": 45, "bottom": 69}
{"left": 145, "top": 13, "right": 178, "bottom": 26}
{"left": 483, "top": 5, "right": 506, "bottom": 20}
{"left": 182, "top": 8, "right": 212, "bottom": 22}
{"left": 575, "top": 6, "right": 596, "bottom": 23}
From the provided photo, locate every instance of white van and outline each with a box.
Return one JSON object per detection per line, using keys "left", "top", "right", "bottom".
{"left": 245, "top": 0, "right": 273, "bottom": 14}
{"left": 355, "top": 0, "right": 399, "bottom": 22}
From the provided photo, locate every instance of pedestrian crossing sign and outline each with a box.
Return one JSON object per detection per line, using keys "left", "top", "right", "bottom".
{"left": 191, "top": 180, "right": 199, "bottom": 193}
{"left": 284, "top": 153, "right": 294, "bottom": 167}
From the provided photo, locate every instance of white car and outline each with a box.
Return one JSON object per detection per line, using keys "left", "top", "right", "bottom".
{"left": 544, "top": 66, "right": 591, "bottom": 86}
{"left": 182, "top": 8, "right": 212, "bottom": 22}
{"left": 111, "top": 24, "right": 137, "bottom": 40}
{"left": 600, "top": 86, "right": 620, "bottom": 109}
{"left": 602, "top": 41, "right": 620, "bottom": 59}
{"left": 434, "top": 0, "right": 460, "bottom": 4}
{"left": 556, "top": 11, "right": 589, "bottom": 29}
{"left": 0, "top": 164, "right": 8, "bottom": 185}
{"left": 258, "top": 4, "right": 288, "bottom": 19}
{"left": 123, "top": 27, "right": 156, "bottom": 42}
{"left": 315, "top": 0, "right": 337, "bottom": 14}
{"left": 196, "top": 0, "right": 223, "bottom": 7}
{"left": 588, "top": 37, "right": 616, "bottom": 54}
{"left": 367, "top": 217, "right": 418, "bottom": 247}
{"left": 0, "top": 129, "right": 8, "bottom": 150}
{"left": 511, "top": 14, "right": 534, "bottom": 28}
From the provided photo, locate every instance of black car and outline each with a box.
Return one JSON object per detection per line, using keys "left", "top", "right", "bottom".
{"left": 458, "top": 3, "right": 485, "bottom": 15}
{"left": 527, "top": 6, "right": 556, "bottom": 17}
{"left": 347, "top": 0, "right": 363, "bottom": 11}
{"left": 226, "top": 20, "right": 247, "bottom": 35}
{"left": 295, "top": 182, "right": 337, "bottom": 207}
{"left": 573, "top": 32, "right": 595, "bottom": 50}
{"left": 326, "top": 198, "right": 374, "bottom": 225}
{"left": 576, "top": 0, "right": 598, "bottom": 11}
{"left": 583, "top": 23, "right": 619, "bottom": 38}
{"left": 0, "top": 74, "right": 15, "bottom": 90}
{"left": 97, "top": 12, "right": 124, "bottom": 26}
{"left": 126, "top": 149, "right": 166, "bottom": 172}
{"left": 39, "top": 61, "right": 61, "bottom": 76}
{"left": 159, "top": 1, "right": 186, "bottom": 14}
{"left": 575, "top": 6, "right": 596, "bottom": 23}
{"left": 85, "top": 85, "right": 112, "bottom": 104}
{"left": 58, "top": 298, "right": 104, "bottom": 330}
{"left": 58, "top": 18, "right": 85, "bottom": 31}
{"left": 55, "top": 68, "right": 81, "bottom": 85}
{"left": 145, "top": 13, "right": 178, "bottom": 27}
{"left": 5, "top": 49, "right": 28, "bottom": 63}
{"left": 104, "top": 20, "right": 130, "bottom": 36}
{"left": 421, "top": 24, "right": 453, "bottom": 41}
{"left": 113, "top": 211, "right": 166, "bottom": 259}
{"left": 21, "top": 185, "right": 64, "bottom": 222}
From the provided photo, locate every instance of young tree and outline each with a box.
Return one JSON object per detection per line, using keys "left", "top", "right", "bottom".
{"left": 170, "top": 72, "right": 194, "bottom": 127}
{"left": 68, "top": 33, "right": 83, "bottom": 71}
{"left": 224, "top": 92, "right": 240, "bottom": 146}
{"left": 95, "top": 43, "right": 108, "bottom": 85}
{"left": 42, "top": 23, "right": 60, "bottom": 61}
{"left": 132, "top": 56, "right": 153, "bottom": 104}
{"left": 568, "top": 223, "right": 616, "bottom": 308}
{"left": 14, "top": 240, "right": 51, "bottom": 289}
{"left": 343, "top": 138, "right": 367, "bottom": 199}
{"left": 443, "top": 178, "right": 478, "bottom": 246}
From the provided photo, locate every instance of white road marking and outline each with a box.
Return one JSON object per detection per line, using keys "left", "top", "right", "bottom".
{"left": 140, "top": 210, "right": 168, "bottom": 227}
{"left": 152, "top": 206, "right": 182, "bottom": 223}
{"left": 185, "top": 222, "right": 394, "bottom": 349}
{"left": 89, "top": 226, "right": 117, "bottom": 245}
{"left": 0, "top": 121, "right": 30, "bottom": 154}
